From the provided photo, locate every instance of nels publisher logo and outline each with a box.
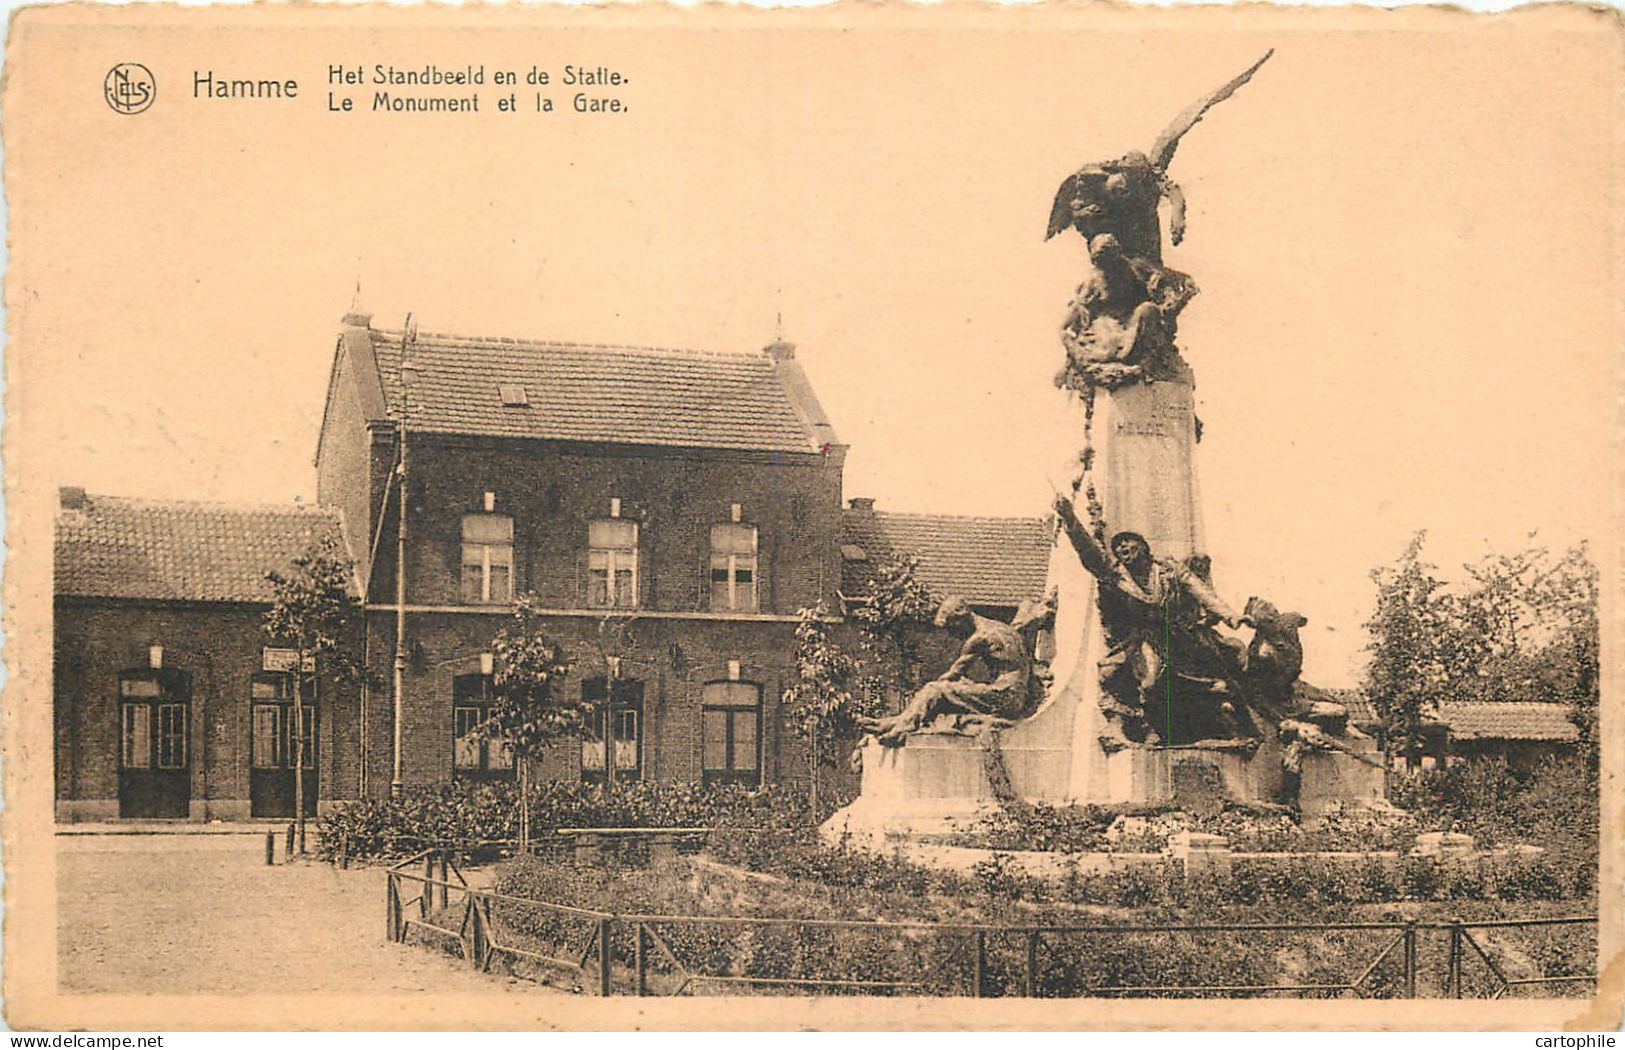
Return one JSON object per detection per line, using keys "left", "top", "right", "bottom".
{"left": 104, "top": 63, "right": 155, "bottom": 114}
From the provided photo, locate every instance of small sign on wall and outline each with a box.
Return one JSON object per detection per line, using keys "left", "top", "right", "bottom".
{"left": 262, "top": 648, "right": 316, "bottom": 673}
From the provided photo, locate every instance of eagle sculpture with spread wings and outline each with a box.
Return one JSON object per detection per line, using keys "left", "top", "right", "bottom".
{"left": 1045, "top": 51, "right": 1273, "bottom": 261}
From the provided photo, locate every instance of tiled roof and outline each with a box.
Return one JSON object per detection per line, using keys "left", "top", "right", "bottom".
{"left": 367, "top": 329, "right": 830, "bottom": 454}
{"left": 841, "top": 509, "right": 1053, "bottom": 608}
{"left": 1440, "top": 702, "right": 1580, "bottom": 743}
{"left": 1321, "top": 687, "right": 1381, "bottom": 727}
{"left": 56, "top": 494, "right": 348, "bottom": 603}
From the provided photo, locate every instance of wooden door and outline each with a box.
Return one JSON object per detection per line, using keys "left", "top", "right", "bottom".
{"left": 117, "top": 671, "right": 190, "bottom": 818}
{"left": 249, "top": 673, "right": 318, "bottom": 817}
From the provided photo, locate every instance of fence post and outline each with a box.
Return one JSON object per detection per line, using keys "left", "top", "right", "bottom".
{"left": 338, "top": 833, "right": 349, "bottom": 870}
{"left": 1447, "top": 922, "right": 1462, "bottom": 998}
{"left": 635, "top": 923, "right": 648, "bottom": 997}
{"left": 1403, "top": 920, "right": 1418, "bottom": 998}
{"left": 437, "top": 852, "right": 449, "bottom": 910}
{"left": 265, "top": 832, "right": 276, "bottom": 866}
{"left": 1024, "top": 931, "right": 1039, "bottom": 998}
{"left": 469, "top": 895, "right": 485, "bottom": 970}
{"left": 598, "top": 917, "right": 614, "bottom": 997}
{"left": 386, "top": 870, "right": 401, "bottom": 943}
{"left": 973, "top": 931, "right": 987, "bottom": 998}
{"left": 285, "top": 822, "right": 294, "bottom": 860}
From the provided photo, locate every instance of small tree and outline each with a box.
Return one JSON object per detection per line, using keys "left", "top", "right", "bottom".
{"left": 782, "top": 602, "right": 875, "bottom": 813}
{"left": 850, "top": 556, "right": 939, "bottom": 698}
{"left": 485, "top": 595, "right": 585, "bottom": 852}
{"left": 1363, "top": 532, "right": 1452, "bottom": 765}
{"left": 263, "top": 534, "right": 370, "bottom": 854}
{"left": 845, "top": 559, "right": 936, "bottom": 708}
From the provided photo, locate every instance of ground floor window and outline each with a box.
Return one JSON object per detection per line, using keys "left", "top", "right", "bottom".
{"left": 702, "top": 681, "right": 761, "bottom": 787}
{"left": 581, "top": 678, "right": 642, "bottom": 782}
{"left": 119, "top": 672, "right": 189, "bottom": 771}
{"left": 120, "top": 701, "right": 152, "bottom": 769}
{"left": 250, "top": 673, "right": 315, "bottom": 770}
{"left": 453, "top": 673, "right": 513, "bottom": 775}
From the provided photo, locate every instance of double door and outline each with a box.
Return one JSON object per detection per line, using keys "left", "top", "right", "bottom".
{"left": 250, "top": 673, "right": 318, "bottom": 817}
{"left": 117, "top": 671, "right": 191, "bottom": 818}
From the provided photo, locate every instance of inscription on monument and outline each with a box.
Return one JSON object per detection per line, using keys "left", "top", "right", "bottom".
{"left": 1114, "top": 389, "right": 1192, "bottom": 438}
{"left": 1170, "top": 756, "right": 1226, "bottom": 816}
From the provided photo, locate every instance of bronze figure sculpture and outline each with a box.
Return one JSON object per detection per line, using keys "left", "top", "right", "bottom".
{"left": 1047, "top": 50, "right": 1273, "bottom": 394}
{"left": 858, "top": 597, "right": 1035, "bottom": 747}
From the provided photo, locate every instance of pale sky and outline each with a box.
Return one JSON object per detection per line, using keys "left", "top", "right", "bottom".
{"left": 7, "top": 6, "right": 1619, "bottom": 686}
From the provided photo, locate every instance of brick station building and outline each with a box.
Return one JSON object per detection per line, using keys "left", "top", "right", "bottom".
{"left": 53, "top": 492, "right": 354, "bottom": 820}
{"left": 53, "top": 309, "right": 1053, "bottom": 821}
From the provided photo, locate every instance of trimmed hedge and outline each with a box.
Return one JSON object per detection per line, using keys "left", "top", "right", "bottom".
{"left": 317, "top": 779, "right": 810, "bottom": 861}
{"left": 946, "top": 757, "right": 1597, "bottom": 868}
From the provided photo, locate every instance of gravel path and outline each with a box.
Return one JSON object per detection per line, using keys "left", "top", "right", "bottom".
{"left": 57, "top": 832, "right": 548, "bottom": 995}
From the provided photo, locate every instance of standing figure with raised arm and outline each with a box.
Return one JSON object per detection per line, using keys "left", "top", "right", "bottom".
{"left": 1053, "top": 496, "right": 1254, "bottom": 746}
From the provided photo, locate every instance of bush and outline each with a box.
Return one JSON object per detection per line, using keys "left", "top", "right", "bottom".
{"left": 1389, "top": 756, "right": 1597, "bottom": 856}
{"left": 957, "top": 802, "right": 1117, "bottom": 853}
{"left": 316, "top": 779, "right": 812, "bottom": 861}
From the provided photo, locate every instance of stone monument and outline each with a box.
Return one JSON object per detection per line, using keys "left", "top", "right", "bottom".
{"left": 826, "top": 51, "right": 1396, "bottom": 846}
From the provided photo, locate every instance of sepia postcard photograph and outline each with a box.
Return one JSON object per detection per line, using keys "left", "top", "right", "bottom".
{"left": 0, "top": 1, "right": 1620, "bottom": 1033}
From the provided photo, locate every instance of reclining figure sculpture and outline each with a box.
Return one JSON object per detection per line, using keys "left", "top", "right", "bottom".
{"left": 857, "top": 596, "right": 1042, "bottom": 748}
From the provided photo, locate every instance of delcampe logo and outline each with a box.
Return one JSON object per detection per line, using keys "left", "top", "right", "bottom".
{"left": 104, "top": 63, "right": 156, "bottom": 114}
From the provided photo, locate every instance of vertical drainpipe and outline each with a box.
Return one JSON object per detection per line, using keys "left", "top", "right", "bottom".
{"left": 391, "top": 355, "right": 418, "bottom": 799}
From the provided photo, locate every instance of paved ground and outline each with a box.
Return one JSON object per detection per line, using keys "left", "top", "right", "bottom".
{"left": 56, "top": 831, "right": 545, "bottom": 995}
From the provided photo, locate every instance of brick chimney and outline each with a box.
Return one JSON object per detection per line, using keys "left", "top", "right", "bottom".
{"left": 848, "top": 497, "right": 875, "bottom": 513}
{"left": 59, "top": 486, "right": 87, "bottom": 511}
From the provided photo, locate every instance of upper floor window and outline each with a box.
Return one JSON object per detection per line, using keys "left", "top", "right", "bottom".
{"left": 453, "top": 673, "right": 514, "bottom": 775}
{"left": 588, "top": 519, "right": 638, "bottom": 609}
{"left": 461, "top": 514, "right": 514, "bottom": 604}
{"left": 710, "top": 523, "right": 759, "bottom": 612}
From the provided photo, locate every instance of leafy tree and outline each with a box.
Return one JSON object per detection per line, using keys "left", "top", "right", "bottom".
{"left": 485, "top": 595, "right": 585, "bottom": 852}
{"left": 263, "top": 534, "right": 371, "bottom": 853}
{"left": 850, "top": 555, "right": 939, "bottom": 698}
{"left": 1363, "top": 532, "right": 1599, "bottom": 768}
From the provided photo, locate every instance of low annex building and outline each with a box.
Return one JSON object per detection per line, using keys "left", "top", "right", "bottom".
{"left": 1439, "top": 702, "right": 1580, "bottom": 771}
{"left": 839, "top": 500, "right": 1052, "bottom": 622}
{"left": 54, "top": 489, "right": 353, "bottom": 820}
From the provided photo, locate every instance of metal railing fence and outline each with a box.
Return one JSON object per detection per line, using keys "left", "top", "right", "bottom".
{"left": 382, "top": 849, "right": 1596, "bottom": 999}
